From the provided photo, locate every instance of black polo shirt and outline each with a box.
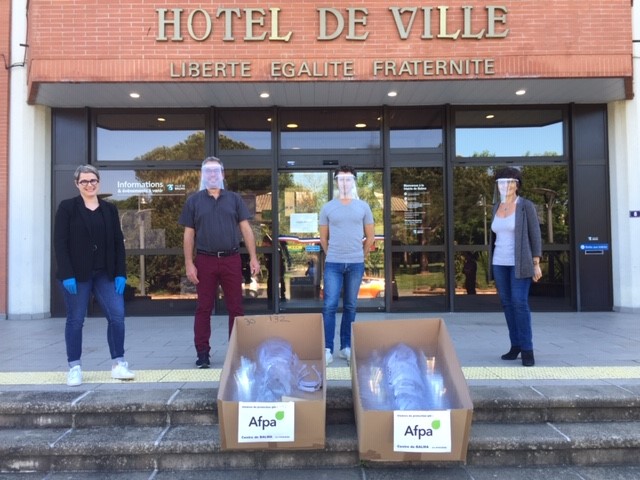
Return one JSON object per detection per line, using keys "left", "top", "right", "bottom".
{"left": 178, "top": 189, "right": 252, "bottom": 252}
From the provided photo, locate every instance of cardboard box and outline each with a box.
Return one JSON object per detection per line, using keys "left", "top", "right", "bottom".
{"left": 351, "top": 318, "right": 473, "bottom": 462}
{"left": 217, "top": 313, "right": 326, "bottom": 450}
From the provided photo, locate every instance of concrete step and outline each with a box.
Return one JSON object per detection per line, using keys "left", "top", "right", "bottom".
{"left": 1, "top": 421, "right": 640, "bottom": 472}
{"left": 2, "top": 466, "right": 640, "bottom": 480}
{"left": 0, "top": 384, "right": 639, "bottom": 473}
{"left": 2, "top": 385, "right": 639, "bottom": 429}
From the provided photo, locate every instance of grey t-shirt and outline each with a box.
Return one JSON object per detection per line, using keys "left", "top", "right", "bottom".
{"left": 319, "top": 198, "right": 374, "bottom": 263}
{"left": 178, "top": 189, "right": 251, "bottom": 252}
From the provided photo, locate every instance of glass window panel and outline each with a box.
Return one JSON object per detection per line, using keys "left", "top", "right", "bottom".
{"left": 389, "top": 108, "right": 443, "bottom": 149}
{"left": 452, "top": 166, "right": 495, "bottom": 246}
{"left": 453, "top": 165, "right": 570, "bottom": 247}
{"left": 97, "top": 168, "right": 272, "bottom": 308}
{"left": 358, "top": 171, "right": 385, "bottom": 311}
{"left": 280, "top": 109, "right": 381, "bottom": 150}
{"left": 221, "top": 168, "right": 274, "bottom": 245}
{"left": 454, "top": 250, "right": 490, "bottom": 295}
{"left": 123, "top": 254, "right": 187, "bottom": 301}
{"left": 278, "top": 171, "right": 329, "bottom": 240}
{"left": 522, "top": 165, "right": 570, "bottom": 245}
{"left": 96, "top": 113, "right": 206, "bottom": 161}
{"left": 452, "top": 165, "right": 572, "bottom": 311}
{"left": 390, "top": 168, "right": 444, "bottom": 246}
{"left": 276, "top": 171, "right": 328, "bottom": 308}
{"left": 455, "top": 109, "right": 564, "bottom": 158}
{"left": 218, "top": 109, "right": 272, "bottom": 151}
{"left": 356, "top": 170, "right": 385, "bottom": 239}
{"left": 98, "top": 169, "right": 200, "bottom": 251}
{"left": 391, "top": 251, "right": 447, "bottom": 310}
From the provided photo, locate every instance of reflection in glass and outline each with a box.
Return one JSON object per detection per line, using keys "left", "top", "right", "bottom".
{"left": 277, "top": 172, "right": 327, "bottom": 306}
{"left": 389, "top": 108, "right": 443, "bottom": 149}
{"left": 357, "top": 172, "right": 385, "bottom": 310}
{"left": 99, "top": 169, "right": 199, "bottom": 251}
{"left": 453, "top": 165, "right": 570, "bottom": 247}
{"left": 218, "top": 109, "right": 272, "bottom": 151}
{"left": 223, "top": 169, "right": 274, "bottom": 307}
{"left": 280, "top": 109, "right": 381, "bottom": 150}
{"left": 453, "top": 166, "right": 495, "bottom": 247}
{"left": 391, "top": 252, "right": 446, "bottom": 301}
{"left": 455, "top": 109, "right": 563, "bottom": 158}
{"left": 454, "top": 251, "right": 490, "bottom": 295}
{"left": 96, "top": 113, "right": 206, "bottom": 161}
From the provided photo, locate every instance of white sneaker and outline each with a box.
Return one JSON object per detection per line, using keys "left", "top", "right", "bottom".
{"left": 111, "top": 361, "right": 135, "bottom": 380}
{"left": 67, "top": 365, "right": 82, "bottom": 387}
{"left": 325, "top": 348, "right": 333, "bottom": 366}
{"left": 340, "top": 347, "right": 351, "bottom": 364}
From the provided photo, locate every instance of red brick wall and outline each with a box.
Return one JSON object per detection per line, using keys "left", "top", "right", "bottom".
{"left": 27, "top": 0, "right": 632, "bottom": 96}
{"left": 0, "top": 0, "right": 10, "bottom": 315}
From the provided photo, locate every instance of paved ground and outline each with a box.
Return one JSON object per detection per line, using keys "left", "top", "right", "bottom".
{"left": 1, "top": 311, "right": 639, "bottom": 390}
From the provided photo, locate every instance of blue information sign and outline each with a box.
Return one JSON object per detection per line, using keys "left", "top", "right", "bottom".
{"left": 580, "top": 243, "right": 609, "bottom": 251}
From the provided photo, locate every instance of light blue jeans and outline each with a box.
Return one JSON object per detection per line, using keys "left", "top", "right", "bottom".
{"left": 61, "top": 270, "right": 126, "bottom": 367}
{"left": 492, "top": 265, "right": 533, "bottom": 351}
{"left": 322, "top": 262, "right": 365, "bottom": 353}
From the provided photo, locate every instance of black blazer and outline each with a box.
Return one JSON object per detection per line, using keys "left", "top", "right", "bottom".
{"left": 54, "top": 196, "right": 126, "bottom": 282}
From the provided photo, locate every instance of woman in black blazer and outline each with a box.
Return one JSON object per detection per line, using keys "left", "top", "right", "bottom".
{"left": 54, "top": 165, "right": 135, "bottom": 386}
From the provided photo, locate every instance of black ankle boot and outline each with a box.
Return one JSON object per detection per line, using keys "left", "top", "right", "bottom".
{"left": 501, "top": 346, "right": 521, "bottom": 360}
{"left": 521, "top": 350, "right": 535, "bottom": 367}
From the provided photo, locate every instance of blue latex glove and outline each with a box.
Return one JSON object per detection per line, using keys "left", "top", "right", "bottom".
{"left": 62, "top": 278, "right": 77, "bottom": 295}
{"left": 115, "top": 276, "right": 126, "bottom": 295}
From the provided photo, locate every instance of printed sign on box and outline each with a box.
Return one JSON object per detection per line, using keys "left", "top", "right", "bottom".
{"left": 393, "top": 410, "right": 452, "bottom": 453}
{"left": 238, "top": 402, "right": 295, "bottom": 443}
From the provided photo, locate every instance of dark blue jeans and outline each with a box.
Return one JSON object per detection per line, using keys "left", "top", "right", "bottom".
{"left": 322, "top": 262, "right": 365, "bottom": 353}
{"left": 61, "top": 270, "right": 126, "bottom": 366}
{"left": 492, "top": 265, "right": 533, "bottom": 351}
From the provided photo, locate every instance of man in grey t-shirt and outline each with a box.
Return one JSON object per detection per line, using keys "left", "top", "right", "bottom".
{"left": 319, "top": 165, "right": 375, "bottom": 366}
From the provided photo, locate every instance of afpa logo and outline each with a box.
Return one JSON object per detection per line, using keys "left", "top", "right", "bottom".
{"left": 167, "top": 184, "right": 174, "bottom": 191}
{"left": 248, "top": 410, "right": 286, "bottom": 430}
{"left": 404, "top": 419, "right": 441, "bottom": 439}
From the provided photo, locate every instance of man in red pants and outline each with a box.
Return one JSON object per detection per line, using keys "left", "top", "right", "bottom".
{"left": 179, "top": 157, "right": 260, "bottom": 368}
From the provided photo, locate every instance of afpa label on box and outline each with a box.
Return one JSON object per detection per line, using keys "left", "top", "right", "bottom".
{"left": 393, "top": 410, "right": 452, "bottom": 452}
{"left": 237, "top": 402, "right": 295, "bottom": 443}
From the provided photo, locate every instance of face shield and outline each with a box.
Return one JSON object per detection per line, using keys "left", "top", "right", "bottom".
{"left": 334, "top": 173, "right": 359, "bottom": 200}
{"left": 200, "top": 163, "right": 225, "bottom": 190}
{"left": 494, "top": 178, "right": 518, "bottom": 203}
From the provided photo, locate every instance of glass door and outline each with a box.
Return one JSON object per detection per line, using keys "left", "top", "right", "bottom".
{"left": 389, "top": 167, "right": 447, "bottom": 311}
{"left": 275, "top": 170, "right": 385, "bottom": 312}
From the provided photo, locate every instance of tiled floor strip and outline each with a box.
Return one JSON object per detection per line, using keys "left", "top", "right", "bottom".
{"left": 1, "top": 366, "right": 639, "bottom": 385}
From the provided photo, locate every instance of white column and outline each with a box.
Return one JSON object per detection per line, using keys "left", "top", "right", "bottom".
{"left": 8, "top": 0, "right": 52, "bottom": 319}
{"left": 607, "top": 2, "right": 640, "bottom": 312}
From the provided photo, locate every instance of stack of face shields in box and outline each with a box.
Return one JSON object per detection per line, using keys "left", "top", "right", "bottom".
{"left": 357, "top": 342, "right": 448, "bottom": 411}
{"left": 233, "top": 337, "right": 323, "bottom": 402}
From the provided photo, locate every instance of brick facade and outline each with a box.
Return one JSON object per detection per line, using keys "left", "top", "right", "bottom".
{"left": 27, "top": 0, "right": 632, "bottom": 101}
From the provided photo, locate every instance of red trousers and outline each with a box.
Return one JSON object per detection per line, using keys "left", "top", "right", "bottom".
{"left": 193, "top": 253, "right": 244, "bottom": 354}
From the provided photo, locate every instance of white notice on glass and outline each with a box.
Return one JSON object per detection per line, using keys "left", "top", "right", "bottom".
{"left": 290, "top": 213, "right": 318, "bottom": 234}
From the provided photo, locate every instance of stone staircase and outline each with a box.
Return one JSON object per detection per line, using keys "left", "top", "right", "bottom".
{"left": 1, "top": 384, "right": 640, "bottom": 477}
